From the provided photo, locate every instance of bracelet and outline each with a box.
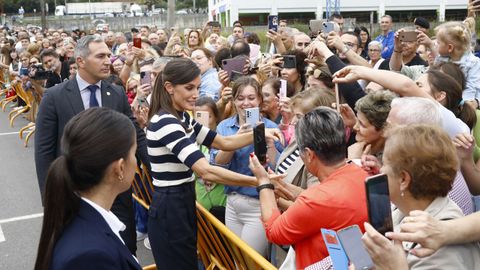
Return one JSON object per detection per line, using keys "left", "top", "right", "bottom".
{"left": 256, "top": 183, "right": 274, "bottom": 193}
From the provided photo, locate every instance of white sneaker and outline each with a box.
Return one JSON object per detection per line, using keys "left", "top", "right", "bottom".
{"left": 136, "top": 231, "right": 147, "bottom": 241}
{"left": 144, "top": 237, "right": 151, "bottom": 250}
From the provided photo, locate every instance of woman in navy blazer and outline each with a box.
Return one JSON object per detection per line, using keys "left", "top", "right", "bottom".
{"left": 34, "top": 107, "right": 142, "bottom": 270}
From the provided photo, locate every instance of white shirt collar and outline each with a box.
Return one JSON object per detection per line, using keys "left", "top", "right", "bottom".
{"left": 76, "top": 73, "right": 102, "bottom": 92}
{"left": 81, "top": 197, "right": 126, "bottom": 244}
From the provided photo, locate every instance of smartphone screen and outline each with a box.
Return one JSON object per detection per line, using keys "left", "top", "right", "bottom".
{"left": 253, "top": 123, "right": 267, "bottom": 164}
{"left": 140, "top": 71, "right": 152, "bottom": 86}
{"left": 279, "top": 79, "right": 287, "bottom": 98}
{"left": 321, "top": 228, "right": 349, "bottom": 270}
{"left": 245, "top": 107, "right": 260, "bottom": 127}
{"left": 337, "top": 225, "right": 374, "bottom": 270}
{"left": 195, "top": 111, "right": 210, "bottom": 127}
{"left": 268, "top": 15, "right": 279, "bottom": 32}
{"left": 365, "top": 174, "right": 393, "bottom": 235}
{"left": 133, "top": 36, "right": 141, "bottom": 48}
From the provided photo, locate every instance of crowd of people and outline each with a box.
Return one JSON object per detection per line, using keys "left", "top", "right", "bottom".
{"left": 1, "top": 9, "right": 480, "bottom": 270}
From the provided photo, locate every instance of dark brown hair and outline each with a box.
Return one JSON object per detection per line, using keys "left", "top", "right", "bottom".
{"left": 34, "top": 107, "right": 135, "bottom": 270}
{"left": 148, "top": 58, "right": 201, "bottom": 126}
{"left": 427, "top": 69, "right": 476, "bottom": 129}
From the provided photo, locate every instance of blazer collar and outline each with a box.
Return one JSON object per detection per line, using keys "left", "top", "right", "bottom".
{"left": 78, "top": 200, "right": 142, "bottom": 270}
{"left": 65, "top": 77, "right": 114, "bottom": 113}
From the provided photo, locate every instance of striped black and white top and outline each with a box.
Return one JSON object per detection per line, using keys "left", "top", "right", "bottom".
{"left": 147, "top": 111, "right": 217, "bottom": 187}
{"left": 276, "top": 149, "right": 300, "bottom": 175}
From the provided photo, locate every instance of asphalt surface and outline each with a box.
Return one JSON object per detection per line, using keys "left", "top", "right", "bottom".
{"left": 0, "top": 105, "right": 155, "bottom": 269}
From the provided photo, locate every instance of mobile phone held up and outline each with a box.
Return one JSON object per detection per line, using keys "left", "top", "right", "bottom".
{"left": 222, "top": 57, "right": 247, "bottom": 79}
{"left": 398, "top": 31, "right": 417, "bottom": 42}
{"left": 133, "top": 36, "right": 142, "bottom": 48}
{"left": 268, "top": 15, "right": 279, "bottom": 32}
{"left": 282, "top": 55, "right": 296, "bottom": 69}
{"left": 245, "top": 107, "right": 260, "bottom": 128}
{"left": 337, "top": 225, "right": 374, "bottom": 270}
{"left": 322, "top": 22, "right": 335, "bottom": 34}
{"left": 321, "top": 229, "right": 349, "bottom": 270}
{"left": 140, "top": 71, "right": 151, "bottom": 86}
{"left": 195, "top": 111, "right": 210, "bottom": 127}
{"left": 253, "top": 123, "right": 267, "bottom": 164}
{"left": 365, "top": 174, "right": 394, "bottom": 235}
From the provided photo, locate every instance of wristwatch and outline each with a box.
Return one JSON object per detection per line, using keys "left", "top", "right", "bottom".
{"left": 256, "top": 183, "right": 275, "bottom": 193}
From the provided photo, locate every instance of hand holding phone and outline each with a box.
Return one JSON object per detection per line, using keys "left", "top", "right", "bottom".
{"left": 282, "top": 55, "right": 296, "bottom": 69}
{"left": 222, "top": 57, "right": 247, "bottom": 78}
{"left": 140, "top": 71, "right": 152, "bottom": 86}
{"left": 322, "top": 22, "right": 335, "bottom": 35}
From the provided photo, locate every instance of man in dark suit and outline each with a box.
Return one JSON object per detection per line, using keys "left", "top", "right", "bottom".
{"left": 34, "top": 35, "right": 148, "bottom": 255}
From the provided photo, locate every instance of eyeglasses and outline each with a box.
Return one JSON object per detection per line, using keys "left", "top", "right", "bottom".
{"left": 296, "top": 42, "right": 311, "bottom": 47}
{"left": 368, "top": 49, "right": 381, "bottom": 52}
{"left": 343, "top": 42, "right": 356, "bottom": 48}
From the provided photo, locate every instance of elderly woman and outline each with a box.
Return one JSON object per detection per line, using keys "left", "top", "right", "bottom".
{"left": 249, "top": 107, "right": 369, "bottom": 269}
{"left": 367, "top": 41, "right": 385, "bottom": 69}
{"left": 348, "top": 90, "right": 396, "bottom": 160}
{"left": 362, "top": 124, "right": 480, "bottom": 270}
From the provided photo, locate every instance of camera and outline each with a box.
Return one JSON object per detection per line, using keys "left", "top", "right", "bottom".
{"left": 28, "top": 64, "right": 53, "bottom": 80}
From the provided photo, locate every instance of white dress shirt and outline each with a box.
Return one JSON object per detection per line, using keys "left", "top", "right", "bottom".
{"left": 76, "top": 73, "right": 102, "bottom": 109}
{"left": 81, "top": 197, "right": 126, "bottom": 244}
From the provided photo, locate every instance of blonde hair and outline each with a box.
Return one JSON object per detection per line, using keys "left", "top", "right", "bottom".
{"left": 435, "top": 21, "right": 471, "bottom": 53}
{"left": 291, "top": 88, "right": 336, "bottom": 113}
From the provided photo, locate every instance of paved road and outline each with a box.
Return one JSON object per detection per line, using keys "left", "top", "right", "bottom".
{"left": 0, "top": 106, "right": 155, "bottom": 268}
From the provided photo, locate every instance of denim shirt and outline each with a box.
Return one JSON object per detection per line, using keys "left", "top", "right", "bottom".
{"left": 199, "top": 68, "right": 222, "bottom": 102}
{"left": 374, "top": 31, "right": 395, "bottom": 59}
{"left": 210, "top": 115, "right": 283, "bottom": 198}
{"left": 436, "top": 52, "right": 480, "bottom": 102}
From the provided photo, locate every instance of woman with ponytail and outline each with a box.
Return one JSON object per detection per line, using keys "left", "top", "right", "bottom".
{"left": 34, "top": 107, "right": 141, "bottom": 270}
{"left": 146, "top": 58, "right": 282, "bottom": 269}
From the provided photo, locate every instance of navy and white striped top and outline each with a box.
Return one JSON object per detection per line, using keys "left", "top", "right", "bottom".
{"left": 147, "top": 111, "right": 217, "bottom": 187}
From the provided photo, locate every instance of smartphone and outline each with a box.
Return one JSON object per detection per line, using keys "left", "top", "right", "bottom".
{"left": 253, "top": 123, "right": 267, "bottom": 164}
{"left": 245, "top": 107, "right": 260, "bottom": 127}
{"left": 222, "top": 57, "right": 247, "bottom": 78}
{"left": 268, "top": 15, "right": 279, "bottom": 32}
{"left": 399, "top": 31, "right": 417, "bottom": 42}
{"left": 309, "top": 20, "right": 323, "bottom": 35}
{"left": 334, "top": 83, "right": 340, "bottom": 113}
{"left": 321, "top": 228, "right": 349, "bottom": 270}
{"left": 230, "top": 70, "right": 243, "bottom": 82}
{"left": 19, "top": 67, "right": 29, "bottom": 76}
{"left": 282, "top": 55, "right": 296, "bottom": 69}
{"left": 365, "top": 174, "right": 393, "bottom": 235}
{"left": 195, "top": 111, "right": 210, "bottom": 127}
{"left": 140, "top": 71, "right": 152, "bottom": 86}
{"left": 133, "top": 36, "right": 142, "bottom": 48}
{"left": 279, "top": 79, "right": 287, "bottom": 98}
{"left": 338, "top": 225, "right": 374, "bottom": 270}
{"left": 322, "top": 22, "right": 335, "bottom": 34}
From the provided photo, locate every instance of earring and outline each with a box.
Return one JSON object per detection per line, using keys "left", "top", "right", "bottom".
{"left": 401, "top": 191, "right": 404, "bottom": 197}
{"left": 118, "top": 175, "right": 124, "bottom": 182}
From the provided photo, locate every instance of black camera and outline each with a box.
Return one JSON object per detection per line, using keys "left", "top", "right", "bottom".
{"left": 28, "top": 64, "right": 53, "bottom": 80}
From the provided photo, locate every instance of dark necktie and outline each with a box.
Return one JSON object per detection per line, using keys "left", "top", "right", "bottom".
{"left": 87, "top": 85, "right": 99, "bottom": 108}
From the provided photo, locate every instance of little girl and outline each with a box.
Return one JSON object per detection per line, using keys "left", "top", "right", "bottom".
{"left": 434, "top": 21, "right": 480, "bottom": 109}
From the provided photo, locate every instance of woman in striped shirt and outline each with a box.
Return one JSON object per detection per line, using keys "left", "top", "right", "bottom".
{"left": 146, "top": 58, "right": 281, "bottom": 269}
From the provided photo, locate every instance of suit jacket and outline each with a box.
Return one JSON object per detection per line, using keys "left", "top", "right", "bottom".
{"left": 34, "top": 78, "right": 149, "bottom": 199}
{"left": 50, "top": 200, "right": 142, "bottom": 270}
